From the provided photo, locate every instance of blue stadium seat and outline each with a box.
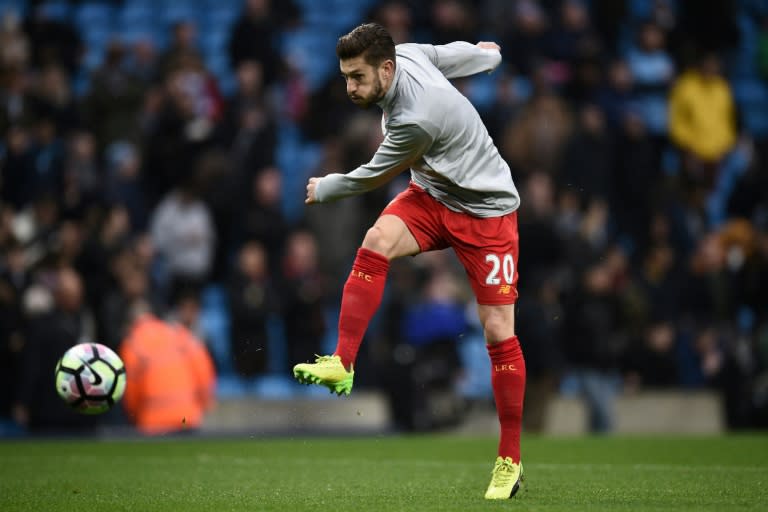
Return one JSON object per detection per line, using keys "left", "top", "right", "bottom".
{"left": 117, "top": 4, "right": 154, "bottom": 31}
{"left": 0, "top": 0, "right": 28, "bottom": 18}
{"left": 201, "top": 7, "right": 239, "bottom": 34}
{"left": 215, "top": 375, "right": 247, "bottom": 398}
{"left": 80, "top": 25, "right": 112, "bottom": 46}
{"left": 161, "top": 3, "right": 197, "bottom": 25}
{"left": 733, "top": 78, "right": 768, "bottom": 137}
{"left": 37, "top": 0, "right": 70, "bottom": 21}
{"left": 200, "top": 27, "right": 230, "bottom": 56}
{"left": 82, "top": 45, "right": 106, "bottom": 71}
{"left": 201, "top": 284, "right": 234, "bottom": 377}
{"left": 250, "top": 375, "right": 296, "bottom": 399}
{"left": 73, "top": 2, "right": 114, "bottom": 32}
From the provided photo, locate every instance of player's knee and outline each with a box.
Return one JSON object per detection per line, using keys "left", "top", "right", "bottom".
{"left": 480, "top": 306, "right": 515, "bottom": 343}
{"left": 361, "top": 225, "right": 396, "bottom": 258}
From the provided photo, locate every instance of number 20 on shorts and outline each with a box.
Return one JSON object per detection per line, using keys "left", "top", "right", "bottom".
{"left": 485, "top": 253, "right": 515, "bottom": 285}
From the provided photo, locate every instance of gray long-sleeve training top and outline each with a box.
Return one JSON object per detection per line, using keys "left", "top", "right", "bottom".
{"left": 313, "top": 41, "right": 520, "bottom": 218}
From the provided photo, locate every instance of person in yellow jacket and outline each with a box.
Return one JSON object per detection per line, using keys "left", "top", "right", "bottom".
{"left": 119, "top": 311, "right": 216, "bottom": 435}
{"left": 669, "top": 53, "right": 737, "bottom": 164}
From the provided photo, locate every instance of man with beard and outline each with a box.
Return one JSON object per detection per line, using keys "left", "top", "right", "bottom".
{"left": 292, "top": 23, "right": 524, "bottom": 499}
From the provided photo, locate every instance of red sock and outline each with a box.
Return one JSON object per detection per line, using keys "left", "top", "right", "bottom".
{"left": 333, "top": 248, "right": 389, "bottom": 369}
{"left": 487, "top": 336, "right": 526, "bottom": 462}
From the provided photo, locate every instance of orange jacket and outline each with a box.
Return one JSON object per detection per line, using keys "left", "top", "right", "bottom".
{"left": 119, "top": 315, "right": 215, "bottom": 435}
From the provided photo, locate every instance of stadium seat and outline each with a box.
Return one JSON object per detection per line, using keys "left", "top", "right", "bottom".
{"left": 251, "top": 375, "right": 296, "bottom": 399}
{"left": 37, "top": 0, "right": 70, "bottom": 21}
{"left": 73, "top": 2, "right": 114, "bottom": 32}
{"left": 161, "top": 3, "right": 197, "bottom": 25}
{"left": 200, "top": 284, "right": 234, "bottom": 378}
{"left": 0, "top": 0, "right": 28, "bottom": 18}
{"left": 116, "top": 5, "right": 154, "bottom": 31}
{"left": 733, "top": 78, "right": 768, "bottom": 137}
{"left": 81, "top": 45, "right": 106, "bottom": 71}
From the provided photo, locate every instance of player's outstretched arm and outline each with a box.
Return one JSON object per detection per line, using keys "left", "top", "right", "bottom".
{"left": 413, "top": 41, "right": 502, "bottom": 79}
{"left": 306, "top": 123, "right": 432, "bottom": 204}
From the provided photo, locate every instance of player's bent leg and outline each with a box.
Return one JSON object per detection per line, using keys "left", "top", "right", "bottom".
{"left": 292, "top": 215, "right": 420, "bottom": 396}
{"left": 361, "top": 214, "right": 421, "bottom": 259}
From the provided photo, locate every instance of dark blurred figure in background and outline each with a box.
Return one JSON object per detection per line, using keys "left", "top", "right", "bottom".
{"left": 228, "top": 0, "right": 296, "bottom": 87}
{"left": 228, "top": 241, "right": 276, "bottom": 377}
{"left": 13, "top": 267, "right": 98, "bottom": 433}
{"left": 280, "top": 229, "right": 326, "bottom": 369}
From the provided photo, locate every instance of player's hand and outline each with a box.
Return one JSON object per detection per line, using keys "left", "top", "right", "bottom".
{"left": 477, "top": 41, "right": 501, "bottom": 51}
{"left": 306, "top": 177, "right": 320, "bottom": 204}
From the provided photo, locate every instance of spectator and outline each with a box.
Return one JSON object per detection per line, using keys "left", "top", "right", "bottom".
{"left": 0, "top": 237, "right": 27, "bottom": 425}
{"left": 228, "top": 0, "right": 284, "bottom": 86}
{"left": 240, "top": 166, "right": 287, "bottom": 272}
{"left": 562, "top": 254, "right": 630, "bottom": 433}
{"left": 371, "top": 1, "right": 414, "bottom": 45}
{"left": 430, "top": 0, "right": 478, "bottom": 45}
{"left": 2, "top": 124, "right": 38, "bottom": 209}
{"left": 389, "top": 267, "right": 467, "bottom": 431}
{"left": 625, "top": 21, "right": 675, "bottom": 135}
{"left": 501, "top": 0, "right": 550, "bottom": 76}
{"left": 0, "top": 11, "right": 29, "bottom": 70}
{"left": 227, "top": 241, "right": 277, "bottom": 377}
{"left": 624, "top": 321, "right": 680, "bottom": 390}
{"left": 158, "top": 21, "right": 203, "bottom": 80}
{"left": 669, "top": 53, "right": 737, "bottom": 168}
{"left": 596, "top": 58, "right": 636, "bottom": 130}
{"left": 150, "top": 181, "right": 216, "bottom": 295}
{"left": 100, "top": 263, "right": 150, "bottom": 349}
{"left": 221, "top": 61, "right": 277, "bottom": 178}
{"left": 61, "top": 131, "right": 100, "bottom": 218}
{"left": 13, "top": 267, "right": 98, "bottom": 433}
{"left": 280, "top": 229, "right": 327, "bottom": 368}
{"left": 559, "top": 104, "right": 614, "bottom": 202}
{"left": 104, "top": 142, "right": 148, "bottom": 232}
{"left": 502, "top": 84, "right": 574, "bottom": 177}
{"left": 120, "top": 311, "right": 216, "bottom": 435}
{"left": 84, "top": 42, "right": 146, "bottom": 149}
{"left": 22, "top": 4, "right": 81, "bottom": 74}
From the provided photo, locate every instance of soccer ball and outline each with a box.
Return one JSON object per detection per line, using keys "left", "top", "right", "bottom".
{"left": 55, "top": 343, "right": 127, "bottom": 415}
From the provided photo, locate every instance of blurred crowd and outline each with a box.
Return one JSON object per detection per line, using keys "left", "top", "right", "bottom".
{"left": 2, "top": 0, "right": 768, "bottom": 434}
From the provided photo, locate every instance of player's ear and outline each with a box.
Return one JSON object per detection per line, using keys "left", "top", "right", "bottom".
{"left": 382, "top": 59, "right": 394, "bottom": 79}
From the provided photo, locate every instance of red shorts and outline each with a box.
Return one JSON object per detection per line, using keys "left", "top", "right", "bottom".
{"left": 381, "top": 182, "right": 519, "bottom": 305}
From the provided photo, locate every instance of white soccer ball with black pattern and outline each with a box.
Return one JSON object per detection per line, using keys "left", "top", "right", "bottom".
{"left": 55, "top": 343, "right": 127, "bottom": 414}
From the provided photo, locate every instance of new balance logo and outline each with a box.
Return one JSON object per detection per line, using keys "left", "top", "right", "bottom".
{"left": 497, "top": 285, "right": 512, "bottom": 294}
{"left": 494, "top": 364, "right": 517, "bottom": 372}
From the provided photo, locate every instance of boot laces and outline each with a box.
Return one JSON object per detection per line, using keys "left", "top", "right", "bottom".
{"left": 491, "top": 459, "right": 517, "bottom": 487}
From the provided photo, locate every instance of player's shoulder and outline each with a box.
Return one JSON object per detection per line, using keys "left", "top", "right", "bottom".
{"left": 395, "top": 43, "right": 432, "bottom": 63}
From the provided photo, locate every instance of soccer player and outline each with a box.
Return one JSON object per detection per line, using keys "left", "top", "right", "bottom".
{"left": 293, "top": 23, "right": 525, "bottom": 499}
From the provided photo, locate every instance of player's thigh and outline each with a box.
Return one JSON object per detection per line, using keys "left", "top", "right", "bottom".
{"left": 370, "top": 183, "right": 448, "bottom": 259}
{"left": 361, "top": 214, "right": 421, "bottom": 259}
{"left": 450, "top": 211, "right": 520, "bottom": 305}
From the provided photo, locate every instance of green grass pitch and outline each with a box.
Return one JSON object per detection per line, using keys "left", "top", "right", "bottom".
{"left": 1, "top": 434, "right": 766, "bottom": 511}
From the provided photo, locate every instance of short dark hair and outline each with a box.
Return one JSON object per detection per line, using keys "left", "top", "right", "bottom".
{"left": 336, "top": 23, "right": 396, "bottom": 68}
